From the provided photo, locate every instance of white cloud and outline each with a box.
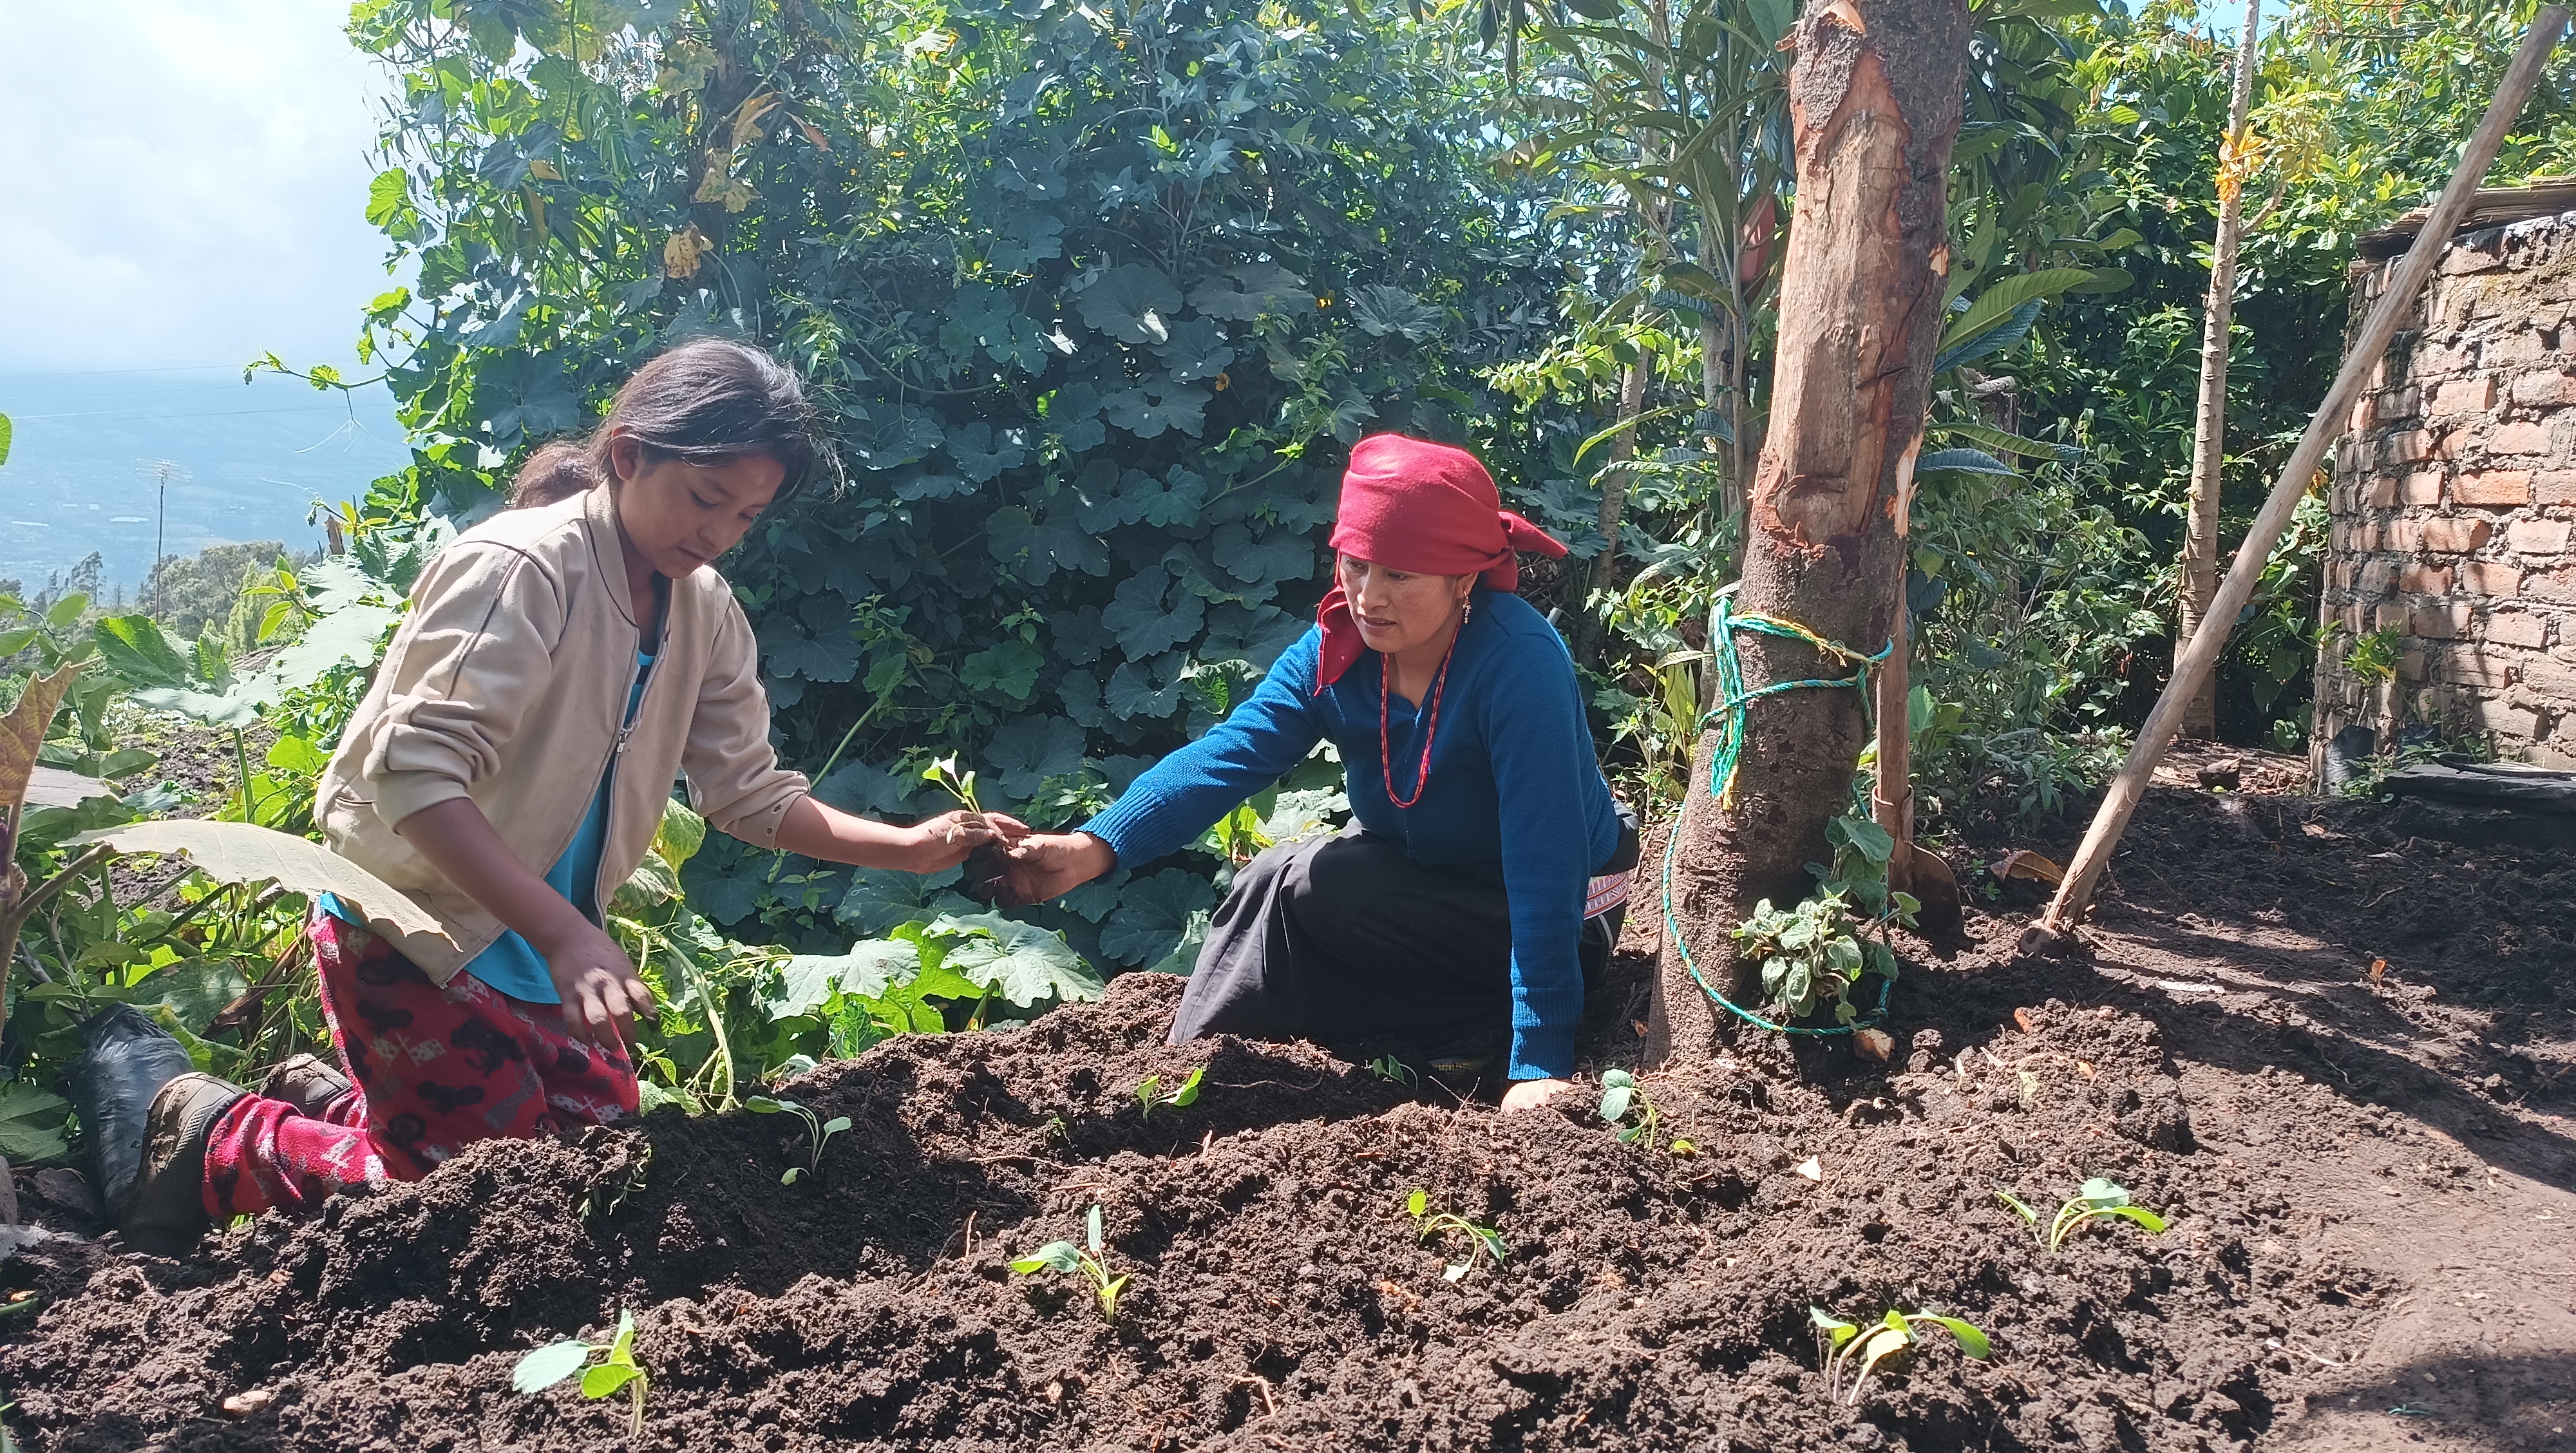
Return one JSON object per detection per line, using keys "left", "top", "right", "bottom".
{"left": 0, "top": 1, "right": 404, "bottom": 373}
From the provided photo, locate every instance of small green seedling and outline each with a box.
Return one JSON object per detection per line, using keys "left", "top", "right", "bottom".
{"left": 1995, "top": 1177, "right": 2169, "bottom": 1251}
{"left": 1810, "top": 1307, "right": 1990, "bottom": 1405}
{"left": 512, "top": 1309, "right": 652, "bottom": 1435}
{"left": 1010, "top": 1202, "right": 1131, "bottom": 1322}
{"left": 923, "top": 754, "right": 984, "bottom": 813}
{"left": 1133, "top": 1065, "right": 1205, "bottom": 1119}
{"left": 1597, "top": 1068, "right": 1665, "bottom": 1148}
{"left": 746, "top": 1096, "right": 852, "bottom": 1184}
{"left": 1405, "top": 1188, "right": 1508, "bottom": 1282}
{"left": 1367, "top": 1054, "right": 1417, "bottom": 1087}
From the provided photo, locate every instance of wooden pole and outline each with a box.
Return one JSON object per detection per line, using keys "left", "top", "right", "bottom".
{"left": 1873, "top": 449, "right": 1918, "bottom": 891}
{"left": 2025, "top": 5, "right": 2570, "bottom": 952}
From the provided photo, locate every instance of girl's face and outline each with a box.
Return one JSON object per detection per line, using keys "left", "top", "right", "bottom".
{"left": 1337, "top": 555, "right": 1472, "bottom": 657}
{"left": 607, "top": 432, "right": 785, "bottom": 578}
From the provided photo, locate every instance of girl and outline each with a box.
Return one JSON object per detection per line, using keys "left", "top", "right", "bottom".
{"left": 108, "top": 339, "right": 1025, "bottom": 1252}
{"left": 998, "top": 434, "right": 1632, "bottom": 1110}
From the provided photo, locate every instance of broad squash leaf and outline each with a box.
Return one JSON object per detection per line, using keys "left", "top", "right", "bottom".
{"left": 70, "top": 821, "right": 453, "bottom": 951}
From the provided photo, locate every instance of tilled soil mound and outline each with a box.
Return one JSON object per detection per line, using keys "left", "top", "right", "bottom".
{"left": 10, "top": 784, "right": 2566, "bottom": 1453}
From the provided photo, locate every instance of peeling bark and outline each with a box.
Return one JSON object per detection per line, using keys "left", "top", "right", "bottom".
{"left": 1650, "top": 0, "right": 1969, "bottom": 1063}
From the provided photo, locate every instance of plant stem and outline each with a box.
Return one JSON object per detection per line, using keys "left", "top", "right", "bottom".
{"left": 232, "top": 728, "right": 262, "bottom": 823}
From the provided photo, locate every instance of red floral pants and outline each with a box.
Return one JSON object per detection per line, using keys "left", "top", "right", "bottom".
{"left": 202, "top": 911, "right": 639, "bottom": 1219}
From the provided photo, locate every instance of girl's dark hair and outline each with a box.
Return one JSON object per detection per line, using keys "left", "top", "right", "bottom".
{"left": 507, "top": 337, "right": 837, "bottom": 509}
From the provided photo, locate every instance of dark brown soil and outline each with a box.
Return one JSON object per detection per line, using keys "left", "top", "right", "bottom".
{"left": 6, "top": 784, "right": 2574, "bottom": 1452}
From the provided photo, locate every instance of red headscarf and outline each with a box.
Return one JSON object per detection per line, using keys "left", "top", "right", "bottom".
{"left": 1314, "top": 433, "right": 1568, "bottom": 690}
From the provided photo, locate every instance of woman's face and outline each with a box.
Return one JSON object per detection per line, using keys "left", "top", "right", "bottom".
{"left": 607, "top": 432, "right": 784, "bottom": 578}
{"left": 1338, "top": 555, "right": 1472, "bottom": 657}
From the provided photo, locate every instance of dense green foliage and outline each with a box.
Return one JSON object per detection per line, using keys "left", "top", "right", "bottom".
{"left": 341, "top": 0, "right": 1582, "bottom": 969}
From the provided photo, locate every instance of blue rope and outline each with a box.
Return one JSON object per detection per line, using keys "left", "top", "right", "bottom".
{"left": 1663, "top": 589, "right": 1896, "bottom": 1037}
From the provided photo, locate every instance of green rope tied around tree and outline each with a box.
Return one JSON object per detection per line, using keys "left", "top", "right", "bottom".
{"left": 1661, "top": 587, "right": 1895, "bottom": 1036}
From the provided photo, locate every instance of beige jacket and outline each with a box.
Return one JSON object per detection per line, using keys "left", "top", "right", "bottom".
{"left": 317, "top": 484, "right": 810, "bottom": 983}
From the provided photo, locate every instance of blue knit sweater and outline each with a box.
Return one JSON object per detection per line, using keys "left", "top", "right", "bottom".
{"left": 1084, "top": 588, "right": 1620, "bottom": 1079}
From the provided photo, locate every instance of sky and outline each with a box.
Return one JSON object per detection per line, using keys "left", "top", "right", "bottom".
{"left": 0, "top": 0, "right": 400, "bottom": 376}
{"left": 0, "top": 1, "right": 412, "bottom": 589}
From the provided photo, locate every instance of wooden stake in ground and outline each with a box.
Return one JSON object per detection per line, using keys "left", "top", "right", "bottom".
{"left": 1648, "top": 0, "right": 1971, "bottom": 1062}
{"left": 2177, "top": 0, "right": 2264, "bottom": 741}
{"left": 2027, "top": 5, "right": 2570, "bottom": 950}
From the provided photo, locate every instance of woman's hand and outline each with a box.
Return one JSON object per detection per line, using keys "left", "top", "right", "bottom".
{"left": 1499, "top": 1077, "right": 1570, "bottom": 1113}
{"left": 531, "top": 916, "right": 656, "bottom": 1048}
{"left": 994, "top": 831, "right": 1117, "bottom": 906}
{"left": 903, "top": 810, "right": 1030, "bottom": 875}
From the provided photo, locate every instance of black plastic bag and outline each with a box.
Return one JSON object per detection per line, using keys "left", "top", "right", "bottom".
{"left": 68, "top": 1004, "right": 194, "bottom": 1220}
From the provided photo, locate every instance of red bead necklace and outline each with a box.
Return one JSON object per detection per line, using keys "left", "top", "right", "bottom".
{"left": 1378, "top": 625, "right": 1462, "bottom": 810}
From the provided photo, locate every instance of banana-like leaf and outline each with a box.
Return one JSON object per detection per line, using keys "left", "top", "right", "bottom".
{"left": 1935, "top": 421, "right": 2079, "bottom": 464}
{"left": 1938, "top": 268, "right": 2100, "bottom": 354}
{"left": 0, "top": 665, "right": 79, "bottom": 812}
{"left": 68, "top": 821, "right": 452, "bottom": 951}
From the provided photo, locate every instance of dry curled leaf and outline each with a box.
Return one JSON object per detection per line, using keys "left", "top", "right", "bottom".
{"left": 1853, "top": 1027, "right": 1895, "bottom": 1061}
{"left": 1794, "top": 1155, "right": 1823, "bottom": 1181}
{"left": 1991, "top": 850, "right": 2067, "bottom": 885}
{"left": 2012, "top": 1007, "right": 2040, "bottom": 1034}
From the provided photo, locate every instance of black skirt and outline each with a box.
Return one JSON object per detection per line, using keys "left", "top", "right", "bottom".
{"left": 1165, "top": 827, "right": 1622, "bottom": 1072}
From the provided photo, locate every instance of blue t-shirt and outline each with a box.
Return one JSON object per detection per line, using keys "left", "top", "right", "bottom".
{"left": 325, "top": 651, "right": 654, "bottom": 1005}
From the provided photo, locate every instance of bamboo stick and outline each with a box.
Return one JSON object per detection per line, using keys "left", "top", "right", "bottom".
{"left": 2025, "top": 5, "right": 2570, "bottom": 951}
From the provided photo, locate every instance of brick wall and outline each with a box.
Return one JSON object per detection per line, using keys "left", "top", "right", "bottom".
{"left": 2313, "top": 211, "right": 2576, "bottom": 768}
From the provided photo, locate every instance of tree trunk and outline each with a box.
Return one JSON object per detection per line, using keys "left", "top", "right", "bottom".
{"left": 2178, "top": 0, "right": 2262, "bottom": 740}
{"left": 1648, "top": 0, "right": 1969, "bottom": 1061}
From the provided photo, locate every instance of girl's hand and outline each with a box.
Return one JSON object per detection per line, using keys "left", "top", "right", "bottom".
{"left": 1499, "top": 1078, "right": 1570, "bottom": 1113}
{"left": 905, "top": 810, "right": 1030, "bottom": 874}
{"left": 532, "top": 918, "right": 657, "bottom": 1048}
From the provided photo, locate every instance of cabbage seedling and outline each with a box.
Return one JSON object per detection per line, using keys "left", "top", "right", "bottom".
{"left": 1809, "top": 1306, "right": 1989, "bottom": 1405}
{"left": 746, "top": 1096, "right": 852, "bottom": 1184}
{"left": 1010, "top": 1202, "right": 1131, "bottom": 1322}
{"left": 1133, "top": 1065, "right": 1205, "bottom": 1119}
{"left": 1404, "top": 1188, "right": 1507, "bottom": 1282}
{"left": 1994, "top": 1177, "right": 2168, "bottom": 1251}
{"left": 511, "top": 1309, "right": 651, "bottom": 1435}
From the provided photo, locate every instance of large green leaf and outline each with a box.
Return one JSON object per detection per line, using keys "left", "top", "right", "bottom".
{"left": 838, "top": 865, "right": 971, "bottom": 936}
{"left": 68, "top": 821, "right": 453, "bottom": 951}
{"left": 91, "top": 616, "right": 192, "bottom": 690}
{"left": 926, "top": 912, "right": 1104, "bottom": 1005}
{"left": 1100, "top": 868, "right": 1217, "bottom": 968}
{"left": 1938, "top": 268, "right": 2100, "bottom": 354}
{"left": 0, "top": 1082, "right": 70, "bottom": 1163}
{"left": 768, "top": 938, "right": 923, "bottom": 1018}
{"left": 1075, "top": 263, "right": 1182, "bottom": 344}
{"left": 985, "top": 715, "right": 1087, "bottom": 798}
{"left": 255, "top": 602, "right": 401, "bottom": 697}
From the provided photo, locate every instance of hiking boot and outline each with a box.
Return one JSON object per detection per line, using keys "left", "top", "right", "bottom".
{"left": 260, "top": 1053, "right": 352, "bottom": 1118}
{"left": 122, "top": 1073, "right": 247, "bottom": 1256}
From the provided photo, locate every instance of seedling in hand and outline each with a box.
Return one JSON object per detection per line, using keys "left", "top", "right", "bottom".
{"left": 511, "top": 1309, "right": 652, "bottom": 1435}
{"left": 923, "top": 754, "right": 984, "bottom": 814}
{"left": 1010, "top": 1202, "right": 1131, "bottom": 1322}
{"left": 1133, "top": 1065, "right": 1204, "bottom": 1119}
{"left": 1810, "top": 1306, "right": 1989, "bottom": 1405}
{"left": 1994, "top": 1177, "right": 2168, "bottom": 1251}
{"left": 746, "top": 1096, "right": 851, "bottom": 1184}
{"left": 1404, "top": 1188, "right": 1508, "bottom": 1282}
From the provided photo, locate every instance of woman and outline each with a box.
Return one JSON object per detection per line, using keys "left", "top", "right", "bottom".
{"left": 1001, "top": 434, "right": 1630, "bottom": 1110}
